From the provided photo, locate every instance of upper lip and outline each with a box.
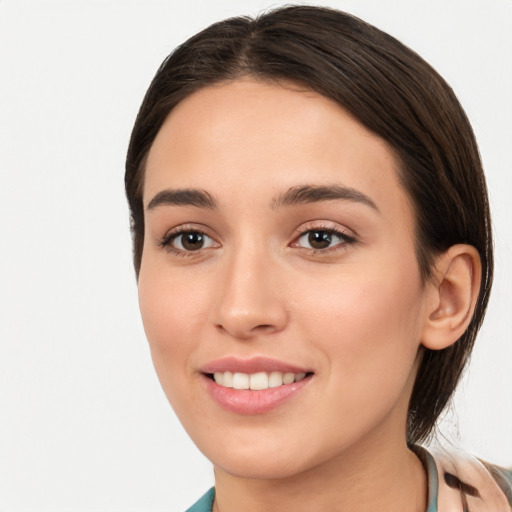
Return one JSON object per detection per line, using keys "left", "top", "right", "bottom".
{"left": 200, "top": 356, "right": 311, "bottom": 375}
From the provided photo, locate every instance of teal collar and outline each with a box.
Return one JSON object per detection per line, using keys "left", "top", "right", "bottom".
{"left": 423, "top": 447, "right": 439, "bottom": 512}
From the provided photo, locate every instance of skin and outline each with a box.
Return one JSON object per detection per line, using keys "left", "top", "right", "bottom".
{"left": 137, "top": 79, "right": 479, "bottom": 512}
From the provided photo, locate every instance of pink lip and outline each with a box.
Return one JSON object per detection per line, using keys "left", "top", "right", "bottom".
{"left": 200, "top": 356, "right": 313, "bottom": 415}
{"left": 200, "top": 356, "right": 310, "bottom": 374}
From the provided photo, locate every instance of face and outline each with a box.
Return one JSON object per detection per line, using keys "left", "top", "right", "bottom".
{"left": 138, "top": 79, "right": 431, "bottom": 479}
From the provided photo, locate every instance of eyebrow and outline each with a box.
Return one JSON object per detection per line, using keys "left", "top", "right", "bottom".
{"left": 146, "top": 184, "right": 379, "bottom": 213}
{"left": 271, "top": 184, "right": 379, "bottom": 212}
{"left": 146, "top": 188, "right": 218, "bottom": 210}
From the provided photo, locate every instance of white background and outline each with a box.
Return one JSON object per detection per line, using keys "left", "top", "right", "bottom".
{"left": 0, "top": 1, "right": 511, "bottom": 510}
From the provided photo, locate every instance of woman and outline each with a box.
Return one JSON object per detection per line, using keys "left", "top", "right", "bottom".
{"left": 125, "top": 6, "right": 511, "bottom": 511}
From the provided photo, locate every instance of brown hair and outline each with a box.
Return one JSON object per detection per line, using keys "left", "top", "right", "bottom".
{"left": 125, "top": 5, "right": 493, "bottom": 444}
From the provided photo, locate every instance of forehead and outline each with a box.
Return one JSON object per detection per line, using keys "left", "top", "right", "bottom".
{"left": 144, "top": 79, "right": 412, "bottom": 225}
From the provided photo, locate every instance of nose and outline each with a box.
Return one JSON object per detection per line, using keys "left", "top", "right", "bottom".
{"left": 210, "top": 246, "right": 288, "bottom": 340}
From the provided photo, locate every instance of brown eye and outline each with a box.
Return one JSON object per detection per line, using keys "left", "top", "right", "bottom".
{"left": 295, "top": 229, "right": 354, "bottom": 251}
{"left": 180, "top": 232, "right": 204, "bottom": 250}
{"left": 308, "top": 231, "right": 332, "bottom": 249}
{"left": 170, "top": 231, "right": 216, "bottom": 251}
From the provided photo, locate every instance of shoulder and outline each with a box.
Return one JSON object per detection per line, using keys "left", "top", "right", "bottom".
{"left": 185, "top": 487, "right": 215, "bottom": 512}
{"left": 479, "top": 461, "right": 512, "bottom": 506}
{"left": 426, "top": 446, "right": 512, "bottom": 511}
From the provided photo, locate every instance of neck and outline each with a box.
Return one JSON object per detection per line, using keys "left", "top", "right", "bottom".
{"left": 213, "top": 428, "right": 427, "bottom": 512}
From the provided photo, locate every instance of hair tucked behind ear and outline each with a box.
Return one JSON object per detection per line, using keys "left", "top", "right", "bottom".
{"left": 125, "top": 5, "right": 493, "bottom": 444}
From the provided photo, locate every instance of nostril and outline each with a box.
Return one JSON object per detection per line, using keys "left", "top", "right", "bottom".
{"left": 214, "top": 322, "right": 277, "bottom": 337}
{"left": 254, "top": 324, "right": 275, "bottom": 331}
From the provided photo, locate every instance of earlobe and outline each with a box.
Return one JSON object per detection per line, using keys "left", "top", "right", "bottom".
{"left": 421, "top": 245, "right": 482, "bottom": 351}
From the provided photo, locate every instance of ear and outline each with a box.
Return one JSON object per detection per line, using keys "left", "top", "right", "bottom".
{"left": 421, "top": 244, "right": 482, "bottom": 350}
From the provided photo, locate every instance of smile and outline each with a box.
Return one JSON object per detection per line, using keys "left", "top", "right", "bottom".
{"left": 211, "top": 371, "right": 307, "bottom": 390}
{"left": 200, "top": 356, "right": 314, "bottom": 414}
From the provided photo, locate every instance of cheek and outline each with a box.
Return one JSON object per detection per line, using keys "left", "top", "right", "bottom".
{"left": 137, "top": 261, "right": 209, "bottom": 399}
{"left": 294, "top": 257, "right": 425, "bottom": 388}
{"left": 138, "top": 251, "right": 211, "bottom": 338}
{"left": 297, "top": 250, "right": 424, "bottom": 323}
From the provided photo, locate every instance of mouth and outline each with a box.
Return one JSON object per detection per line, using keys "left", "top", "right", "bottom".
{"left": 200, "top": 357, "right": 314, "bottom": 414}
{"left": 205, "top": 370, "right": 312, "bottom": 390}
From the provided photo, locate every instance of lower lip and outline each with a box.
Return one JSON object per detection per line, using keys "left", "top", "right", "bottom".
{"left": 203, "top": 374, "right": 312, "bottom": 414}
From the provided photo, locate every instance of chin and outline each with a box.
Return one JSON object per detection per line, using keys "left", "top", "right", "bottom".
{"left": 187, "top": 427, "right": 314, "bottom": 480}
{"left": 192, "top": 423, "right": 360, "bottom": 483}
{"left": 213, "top": 451, "right": 313, "bottom": 481}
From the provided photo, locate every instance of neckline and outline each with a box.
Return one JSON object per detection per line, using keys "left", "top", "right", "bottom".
{"left": 413, "top": 445, "right": 438, "bottom": 512}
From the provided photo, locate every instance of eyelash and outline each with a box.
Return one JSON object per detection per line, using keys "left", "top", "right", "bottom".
{"left": 291, "top": 224, "right": 357, "bottom": 254}
{"left": 158, "top": 226, "right": 218, "bottom": 257}
{"left": 158, "top": 224, "right": 357, "bottom": 257}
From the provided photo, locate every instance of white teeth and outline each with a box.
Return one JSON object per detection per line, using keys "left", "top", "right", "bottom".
{"left": 223, "top": 371, "right": 233, "bottom": 387}
{"left": 283, "top": 372, "right": 295, "bottom": 385}
{"left": 212, "top": 371, "right": 308, "bottom": 390}
{"left": 268, "top": 371, "right": 283, "bottom": 388}
{"left": 249, "top": 372, "right": 269, "bottom": 390}
{"left": 232, "top": 372, "right": 249, "bottom": 390}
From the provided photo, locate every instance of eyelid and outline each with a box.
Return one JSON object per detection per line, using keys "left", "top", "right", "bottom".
{"left": 157, "top": 223, "right": 221, "bottom": 255}
{"left": 289, "top": 221, "right": 358, "bottom": 251}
